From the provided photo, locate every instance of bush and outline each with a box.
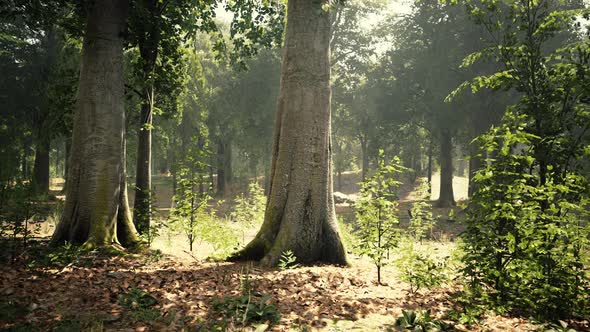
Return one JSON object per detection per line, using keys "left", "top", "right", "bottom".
{"left": 408, "top": 179, "right": 434, "bottom": 242}
{"left": 118, "top": 288, "right": 161, "bottom": 322}
{"left": 461, "top": 115, "right": 590, "bottom": 319}
{"left": 0, "top": 183, "right": 37, "bottom": 264}
{"left": 212, "top": 265, "right": 280, "bottom": 327}
{"left": 396, "top": 242, "right": 449, "bottom": 293}
{"left": 394, "top": 309, "right": 453, "bottom": 331}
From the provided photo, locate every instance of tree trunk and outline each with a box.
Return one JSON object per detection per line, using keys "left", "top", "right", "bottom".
{"left": 427, "top": 136, "right": 433, "bottom": 194}
{"left": 32, "top": 137, "right": 50, "bottom": 194}
{"left": 216, "top": 139, "right": 226, "bottom": 196}
{"left": 133, "top": 0, "right": 159, "bottom": 235}
{"left": 225, "top": 140, "right": 232, "bottom": 192}
{"left": 51, "top": 0, "right": 140, "bottom": 249}
{"left": 436, "top": 129, "right": 455, "bottom": 207}
{"left": 21, "top": 140, "right": 29, "bottom": 180}
{"left": 216, "top": 138, "right": 232, "bottom": 196}
{"left": 62, "top": 137, "right": 71, "bottom": 194}
{"left": 228, "top": 0, "right": 348, "bottom": 266}
{"left": 133, "top": 101, "right": 152, "bottom": 234}
{"left": 360, "top": 137, "right": 368, "bottom": 181}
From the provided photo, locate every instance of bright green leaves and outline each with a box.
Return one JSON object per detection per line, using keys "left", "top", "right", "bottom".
{"left": 225, "top": 0, "right": 285, "bottom": 69}
{"left": 355, "top": 150, "right": 406, "bottom": 284}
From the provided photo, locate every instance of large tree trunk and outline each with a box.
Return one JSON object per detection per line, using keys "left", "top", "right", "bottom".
{"left": 32, "top": 137, "right": 50, "bottom": 194}
{"left": 229, "top": 0, "right": 348, "bottom": 266}
{"left": 436, "top": 129, "right": 455, "bottom": 207}
{"left": 51, "top": 0, "right": 140, "bottom": 249}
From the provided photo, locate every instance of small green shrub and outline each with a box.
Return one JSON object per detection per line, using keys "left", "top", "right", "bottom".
{"left": 0, "top": 183, "right": 36, "bottom": 264}
{"left": 230, "top": 182, "right": 266, "bottom": 242}
{"left": 26, "top": 242, "right": 88, "bottom": 269}
{"left": 337, "top": 216, "right": 359, "bottom": 255}
{"left": 278, "top": 250, "right": 300, "bottom": 270}
{"left": 408, "top": 179, "right": 434, "bottom": 242}
{"left": 396, "top": 244, "right": 448, "bottom": 294}
{"left": 118, "top": 288, "right": 160, "bottom": 322}
{"left": 394, "top": 309, "right": 453, "bottom": 331}
{"left": 212, "top": 294, "right": 280, "bottom": 326}
{"left": 212, "top": 265, "right": 280, "bottom": 327}
{"left": 542, "top": 320, "right": 578, "bottom": 332}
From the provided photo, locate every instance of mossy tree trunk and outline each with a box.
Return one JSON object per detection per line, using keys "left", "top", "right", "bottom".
{"left": 51, "top": 0, "right": 140, "bottom": 249}
{"left": 229, "top": 0, "right": 348, "bottom": 266}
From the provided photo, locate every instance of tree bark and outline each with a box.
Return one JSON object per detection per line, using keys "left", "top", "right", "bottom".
{"left": 51, "top": 0, "right": 140, "bottom": 249}
{"left": 134, "top": 102, "right": 152, "bottom": 234}
{"left": 133, "top": 0, "right": 159, "bottom": 235}
{"left": 216, "top": 138, "right": 232, "bottom": 196}
{"left": 216, "top": 139, "right": 226, "bottom": 196}
{"left": 360, "top": 136, "right": 368, "bottom": 181}
{"left": 436, "top": 129, "right": 455, "bottom": 207}
{"left": 61, "top": 137, "right": 71, "bottom": 194}
{"left": 228, "top": 0, "right": 348, "bottom": 266}
{"left": 32, "top": 137, "right": 50, "bottom": 194}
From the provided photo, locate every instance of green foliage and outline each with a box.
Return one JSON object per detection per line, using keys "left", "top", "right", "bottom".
{"left": 169, "top": 166, "right": 214, "bottom": 252}
{"left": 0, "top": 183, "right": 38, "bottom": 264}
{"left": 394, "top": 309, "right": 453, "bottom": 331}
{"left": 462, "top": 112, "right": 590, "bottom": 319}
{"left": 542, "top": 320, "right": 578, "bottom": 332}
{"left": 337, "top": 216, "right": 360, "bottom": 255}
{"left": 212, "top": 265, "right": 280, "bottom": 327}
{"left": 396, "top": 243, "right": 449, "bottom": 294}
{"left": 408, "top": 179, "right": 435, "bottom": 242}
{"left": 118, "top": 288, "right": 160, "bottom": 322}
{"left": 231, "top": 181, "right": 266, "bottom": 245}
{"left": 456, "top": 0, "right": 590, "bottom": 321}
{"left": 136, "top": 188, "right": 161, "bottom": 246}
{"left": 43, "top": 242, "right": 84, "bottom": 266}
{"left": 355, "top": 150, "right": 405, "bottom": 284}
{"left": 278, "top": 250, "right": 300, "bottom": 270}
{"left": 212, "top": 294, "right": 280, "bottom": 327}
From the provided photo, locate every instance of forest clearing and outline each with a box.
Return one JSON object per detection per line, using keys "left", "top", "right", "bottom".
{"left": 1, "top": 0, "right": 590, "bottom": 330}
{"left": 3, "top": 174, "right": 571, "bottom": 331}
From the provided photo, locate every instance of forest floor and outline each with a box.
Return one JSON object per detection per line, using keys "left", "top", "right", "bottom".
{"left": 1, "top": 173, "right": 587, "bottom": 331}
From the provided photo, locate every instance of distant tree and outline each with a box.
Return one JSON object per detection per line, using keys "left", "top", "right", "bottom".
{"left": 229, "top": 0, "right": 348, "bottom": 266}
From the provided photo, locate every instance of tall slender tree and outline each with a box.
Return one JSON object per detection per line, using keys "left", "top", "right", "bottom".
{"left": 229, "top": 0, "right": 348, "bottom": 266}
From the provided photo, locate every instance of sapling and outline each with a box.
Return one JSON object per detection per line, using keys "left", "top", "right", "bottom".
{"left": 230, "top": 181, "right": 266, "bottom": 245}
{"left": 169, "top": 167, "right": 212, "bottom": 252}
{"left": 355, "top": 150, "right": 405, "bottom": 284}
{"left": 408, "top": 178, "right": 434, "bottom": 242}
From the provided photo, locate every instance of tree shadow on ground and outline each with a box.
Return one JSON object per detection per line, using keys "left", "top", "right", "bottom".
{"left": 0, "top": 256, "right": 465, "bottom": 331}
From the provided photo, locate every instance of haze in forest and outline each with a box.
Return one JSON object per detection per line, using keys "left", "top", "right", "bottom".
{"left": 1, "top": 0, "right": 589, "bottom": 330}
